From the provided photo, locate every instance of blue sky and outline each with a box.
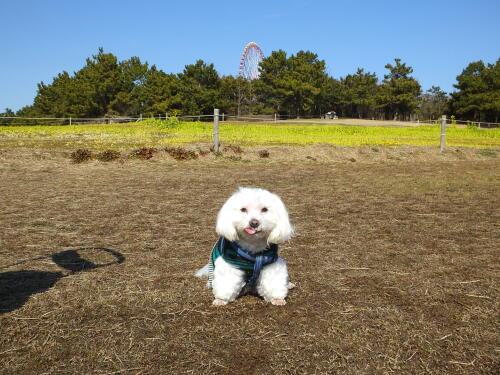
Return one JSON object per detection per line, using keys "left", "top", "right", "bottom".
{"left": 1, "top": 0, "right": 499, "bottom": 111}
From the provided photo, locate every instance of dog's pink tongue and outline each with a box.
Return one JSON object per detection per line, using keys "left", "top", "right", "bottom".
{"left": 244, "top": 227, "right": 257, "bottom": 235}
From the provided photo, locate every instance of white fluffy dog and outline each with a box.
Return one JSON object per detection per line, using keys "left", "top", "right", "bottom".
{"left": 195, "top": 187, "right": 294, "bottom": 306}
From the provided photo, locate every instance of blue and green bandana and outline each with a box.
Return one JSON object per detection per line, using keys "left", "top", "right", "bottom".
{"left": 208, "top": 237, "right": 278, "bottom": 289}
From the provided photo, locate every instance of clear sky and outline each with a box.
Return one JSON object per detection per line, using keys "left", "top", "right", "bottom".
{"left": 1, "top": 0, "right": 499, "bottom": 112}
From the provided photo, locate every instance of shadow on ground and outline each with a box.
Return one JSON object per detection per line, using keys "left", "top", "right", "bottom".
{"left": 0, "top": 247, "right": 125, "bottom": 314}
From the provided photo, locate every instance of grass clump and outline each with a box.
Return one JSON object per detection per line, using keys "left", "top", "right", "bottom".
{"left": 223, "top": 144, "right": 244, "bottom": 153}
{"left": 96, "top": 149, "right": 121, "bottom": 162}
{"left": 131, "top": 147, "right": 157, "bottom": 159}
{"left": 70, "top": 149, "right": 92, "bottom": 163}
{"left": 259, "top": 149, "right": 270, "bottom": 158}
{"left": 197, "top": 148, "right": 210, "bottom": 157}
{"left": 164, "top": 146, "right": 198, "bottom": 160}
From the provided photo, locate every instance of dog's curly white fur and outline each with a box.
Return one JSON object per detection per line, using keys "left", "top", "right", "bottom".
{"left": 196, "top": 187, "right": 294, "bottom": 306}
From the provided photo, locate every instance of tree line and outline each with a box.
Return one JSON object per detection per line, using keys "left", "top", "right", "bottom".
{"left": 2, "top": 48, "right": 499, "bottom": 123}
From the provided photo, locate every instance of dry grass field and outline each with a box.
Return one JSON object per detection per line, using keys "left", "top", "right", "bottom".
{"left": 1, "top": 145, "right": 499, "bottom": 374}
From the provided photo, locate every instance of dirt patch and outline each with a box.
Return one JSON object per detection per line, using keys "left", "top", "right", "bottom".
{"left": 279, "top": 118, "right": 432, "bottom": 127}
{"left": 253, "top": 144, "right": 495, "bottom": 163}
{"left": 0, "top": 148, "right": 498, "bottom": 374}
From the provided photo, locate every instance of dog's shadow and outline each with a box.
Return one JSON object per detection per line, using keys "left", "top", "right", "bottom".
{"left": 0, "top": 248, "right": 125, "bottom": 314}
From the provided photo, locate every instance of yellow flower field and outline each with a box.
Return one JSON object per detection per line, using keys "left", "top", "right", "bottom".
{"left": 0, "top": 120, "right": 498, "bottom": 150}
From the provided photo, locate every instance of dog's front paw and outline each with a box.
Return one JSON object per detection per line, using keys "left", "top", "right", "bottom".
{"left": 212, "top": 298, "right": 228, "bottom": 306}
{"left": 270, "top": 298, "right": 286, "bottom": 306}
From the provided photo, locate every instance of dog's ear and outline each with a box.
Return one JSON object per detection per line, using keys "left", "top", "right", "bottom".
{"left": 267, "top": 195, "right": 294, "bottom": 244}
{"left": 216, "top": 198, "right": 239, "bottom": 241}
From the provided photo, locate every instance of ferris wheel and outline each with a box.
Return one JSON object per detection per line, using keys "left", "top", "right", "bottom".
{"left": 238, "top": 42, "right": 264, "bottom": 80}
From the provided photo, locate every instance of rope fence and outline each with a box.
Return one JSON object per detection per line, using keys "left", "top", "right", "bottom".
{"left": 0, "top": 113, "right": 498, "bottom": 128}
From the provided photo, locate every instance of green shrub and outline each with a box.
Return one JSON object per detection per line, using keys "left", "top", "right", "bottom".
{"left": 139, "top": 116, "right": 181, "bottom": 129}
{"left": 466, "top": 120, "right": 478, "bottom": 129}
{"left": 161, "top": 116, "right": 181, "bottom": 128}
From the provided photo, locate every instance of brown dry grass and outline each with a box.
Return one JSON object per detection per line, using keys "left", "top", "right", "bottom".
{"left": 0, "top": 146, "right": 499, "bottom": 375}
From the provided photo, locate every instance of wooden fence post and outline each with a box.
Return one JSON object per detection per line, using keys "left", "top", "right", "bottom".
{"left": 214, "top": 108, "right": 220, "bottom": 152}
{"left": 440, "top": 115, "right": 446, "bottom": 152}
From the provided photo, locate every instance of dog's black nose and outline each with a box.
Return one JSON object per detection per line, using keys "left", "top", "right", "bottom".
{"left": 249, "top": 219, "right": 260, "bottom": 228}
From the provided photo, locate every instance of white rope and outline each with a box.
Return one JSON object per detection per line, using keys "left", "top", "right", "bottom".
{"left": 1, "top": 115, "right": 498, "bottom": 127}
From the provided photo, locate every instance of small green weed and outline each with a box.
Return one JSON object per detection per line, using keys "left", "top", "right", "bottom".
{"left": 477, "top": 148, "right": 496, "bottom": 157}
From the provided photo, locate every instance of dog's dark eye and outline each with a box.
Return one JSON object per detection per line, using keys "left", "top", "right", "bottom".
{"left": 240, "top": 207, "right": 247, "bottom": 212}
{"left": 261, "top": 207, "right": 268, "bottom": 213}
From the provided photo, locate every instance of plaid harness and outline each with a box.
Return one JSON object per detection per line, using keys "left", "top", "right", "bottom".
{"left": 208, "top": 237, "right": 278, "bottom": 289}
